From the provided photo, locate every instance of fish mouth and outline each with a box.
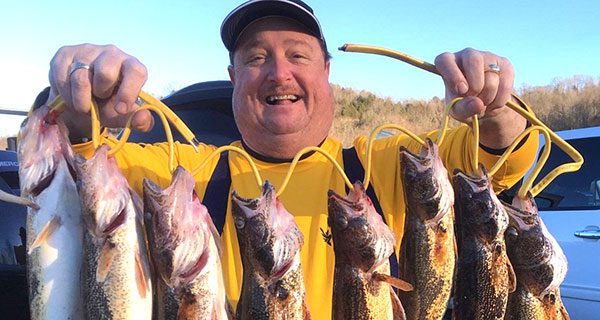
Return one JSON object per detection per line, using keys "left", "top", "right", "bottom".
{"left": 327, "top": 182, "right": 367, "bottom": 217}
{"left": 18, "top": 105, "right": 76, "bottom": 197}
{"left": 453, "top": 168, "right": 488, "bottom": 193}
{"left": 399, "top": 138, "right": 436, "bottom": 171}
{"left": 505, "top": 203, "right": 536, "bottom": 231}
{"left": 232, "top": 181, "right": 275, "bottom": 218}
{"left": 327, "top": 190, "right": 362, "bottom": 212}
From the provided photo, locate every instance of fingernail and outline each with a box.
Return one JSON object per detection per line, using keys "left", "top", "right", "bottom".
{"left": 115, "top": 102, "right": 128, "bottom": 114}
{"left": 456, "top": 82, "right": 468, "bottom": 95}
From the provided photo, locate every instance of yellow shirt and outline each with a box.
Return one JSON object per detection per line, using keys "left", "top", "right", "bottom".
{"left": 74, "top": 124, "right": 538, "bottom": 318}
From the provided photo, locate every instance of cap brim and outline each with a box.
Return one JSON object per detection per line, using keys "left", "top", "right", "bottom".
{"left": 221, "top": 0, "right": 323, "bottom": 52}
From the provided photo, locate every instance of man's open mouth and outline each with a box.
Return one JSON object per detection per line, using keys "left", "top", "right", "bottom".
{"left": 266, "top": 95, "right": 300, "bottom": 105}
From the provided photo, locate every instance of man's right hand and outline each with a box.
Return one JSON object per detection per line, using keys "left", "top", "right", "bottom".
{"left": 48, "top": 43, "right": 153, "bottom": 141}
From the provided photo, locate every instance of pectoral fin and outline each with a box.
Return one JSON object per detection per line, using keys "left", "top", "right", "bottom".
{"left": 135, "top": 249, "right": 148, "bottom": 298}
{"left": 373, "top": 272, "right": 414, "bottom": 292}
{"left": 390, "top": 286, "right": 406, "bottom": 320}
{"left": 28, "top": 215, "right": 61, "bottom": 254}
{"left": 96, "top": 240, "right": 117, "bottom": 283}
{"left": 507, "top": 258, "right": 517, "bottom": 293}
{"left": 558, "top": 302, "right": 570, "bottom": 320}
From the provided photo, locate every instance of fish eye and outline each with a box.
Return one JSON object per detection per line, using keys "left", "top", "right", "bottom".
{"left": 506, "top": 226, "right": 518, "bottom": 240}
{"left": 335, "top": 215, "right": 348, "bottom": 230}
{"left": 234, "top": 216, "right": 246, "bottom": 229}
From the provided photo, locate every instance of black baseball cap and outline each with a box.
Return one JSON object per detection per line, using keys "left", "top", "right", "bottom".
{"left": 220, "top": 0, "right": 326, "bottom": 52}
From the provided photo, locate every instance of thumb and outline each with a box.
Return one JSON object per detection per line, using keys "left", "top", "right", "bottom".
{"left": 130, "top": 109, "right": 154, "bottom": 132}
{"left": 449, "top": 96, "right": 485, "bottom": 123}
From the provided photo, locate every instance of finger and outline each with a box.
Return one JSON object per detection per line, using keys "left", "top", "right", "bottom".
{"left": 478, "top": 70, "right": 500, "bottom": 107}
{"left": 49, "top": 46, "right": 74, "bottom": 107}
{"left": 458, "top": 49, "right": 485, "bottom": 96}
{"left": 92, "top": 49, "right": 123, "bottom": 99}
{"left": 435, "top": 52, "right": 469, "bottom": 96}
{"left": 69, "top": 63, "right": 94, "bottom": 114}
{"left": 114, "top": 58, "right": 147, "bottom": 115}
{"left": 450, "top": 96, "right": 485, "bottom": 123}
{"left": 131, "top": 109, "right": 154, "bottom": 132}
{"left": 489, "top": 57, "right": 514, "bottom": 109}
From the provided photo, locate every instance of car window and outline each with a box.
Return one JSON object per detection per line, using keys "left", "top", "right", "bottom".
{"left": 534, "top": 136, "right": 600, "bottom": 210}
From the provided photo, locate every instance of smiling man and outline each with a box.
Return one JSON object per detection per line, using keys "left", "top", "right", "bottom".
{"left": 41, "top": 0, "right": 537, "bottom": 317}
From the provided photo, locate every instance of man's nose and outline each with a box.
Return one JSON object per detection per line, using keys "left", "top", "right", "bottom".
{"left": 267, "top": 56, "right": 292, "bottom": 82}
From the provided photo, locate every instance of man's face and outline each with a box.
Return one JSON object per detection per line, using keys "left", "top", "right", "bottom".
{"left": 228, "top": 17, "right": 334, "bottom": 157}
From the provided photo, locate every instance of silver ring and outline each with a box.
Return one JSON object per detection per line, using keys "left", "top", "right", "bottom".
{"left": 68, "top": 61, "right": 91, "bottom": 77}
{"left": 484, "top": 63, "right": 501, "bottom": 74}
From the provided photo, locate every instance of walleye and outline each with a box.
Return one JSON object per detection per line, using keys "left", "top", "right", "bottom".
{"left": 328, "top": 181, "right": 412, "bottom": 320}
{"left": 18, "top": 105, "right": 83, "bottom": 320}
{"left": 398, "top": 139, "right": 455, "bottom": 320}
{"left": 504, "top": 194, "right": 570, "bottom": 320}
{"left": 143, "top": 166, "right": 230, "bottom": 319}
{"left": 76, "top": 144, "right": 153, "bottom": 319}
{"left": 231, "top": 181, "right": 310, "bottom": 320}
{"left": 452, "top": 167, "right": 516, "bottom": 320}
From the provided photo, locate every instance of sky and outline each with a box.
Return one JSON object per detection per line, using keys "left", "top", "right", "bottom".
{"left": 1, "top": 0, "right": 600, "bottom": 137}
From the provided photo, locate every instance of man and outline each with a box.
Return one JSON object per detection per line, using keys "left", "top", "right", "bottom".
{"left": 44, "top": 0, "right": 536, "bottom": 317}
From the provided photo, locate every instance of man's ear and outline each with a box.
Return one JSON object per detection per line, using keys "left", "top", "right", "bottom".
{"left": 228, "top": 65, "right": 236, "bottom": 85}
{"left": 325, "top": 60, "right": 331, "bottom": 77}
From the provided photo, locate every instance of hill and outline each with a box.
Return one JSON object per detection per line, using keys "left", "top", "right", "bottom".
{"left": 331, "top": 75, "right": 600, "bottom": 146}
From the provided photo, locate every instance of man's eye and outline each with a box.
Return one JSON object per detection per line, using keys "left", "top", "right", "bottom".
{"left": 292, "top": 53, "right": 308, "bottom": 60}
{"left": 247, "top": 55, "right": 266, "bottom": 64}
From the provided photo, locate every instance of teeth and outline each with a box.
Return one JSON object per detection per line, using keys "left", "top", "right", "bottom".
{"left": 267, "top": 95, "right": 298, "bottom": 103}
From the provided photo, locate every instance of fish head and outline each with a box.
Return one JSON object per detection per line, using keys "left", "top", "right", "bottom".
{"left": 453, "top": 167, "right": 509, "bottom": 242}
{"left": 231, "top": 180, "right": 303, "bottom": 281}
{"left": 504, "top": 194, "right": 568, "bottom": 297}
{"left": 400, "top": 139, "right": 454, "bottom": 222}
{"left": 327, "top": 181, "right": 395, "bottom": 272}
{"left": 504, "top": 195, "right": 550, "bottom": 267}
{"left": 76, "top": 145, "right": 131, "bottom": 239}
{"left": 143, "top": 166, "right": 219, "bottom": 288}
{"left": 18, "top": 104, "right": 76, "bottom": 197}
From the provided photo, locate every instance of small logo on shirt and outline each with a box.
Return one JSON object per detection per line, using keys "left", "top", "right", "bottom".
{"left": 320, "top": 227, "right": 332, "bottom": 246}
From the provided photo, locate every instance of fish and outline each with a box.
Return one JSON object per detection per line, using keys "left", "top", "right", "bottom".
{"left": 17, "top": 104, "right": 84, "bottom": 320}
{"left": 328, "top": 181, "right": 412, "bottom": 320}
{"left": 452, "top": 166, "right": 516, "bottom": 320}
{"left": 76, "top": 144, "right": 153, "bottom": 319}
{"left": 504, "top": 194, "right": 570, "bottom": 320}
{"left": 398, "top": 139, "right": 456, "bottom": 320}
{"left": 143, "top": 166, "right": 231, "bottom": 319}
{"left": 231, "top": 180, "right": 311, "bottom": 320}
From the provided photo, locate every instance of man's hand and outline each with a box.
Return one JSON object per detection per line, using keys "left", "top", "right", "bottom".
{"left": 48, "top": 44, "right": 153, "bottom": 141}
{"left": 435, "top": 48, "right": 526, "bottom": 149}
